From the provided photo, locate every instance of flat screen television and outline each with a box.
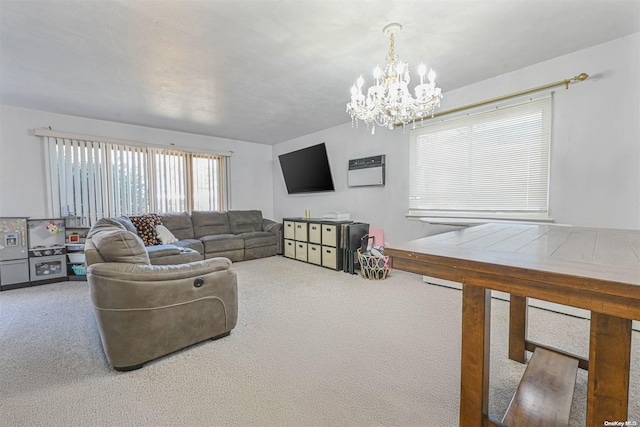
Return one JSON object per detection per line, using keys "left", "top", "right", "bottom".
{"left": 278, "top": 143, "right": 335, "bottom": 194}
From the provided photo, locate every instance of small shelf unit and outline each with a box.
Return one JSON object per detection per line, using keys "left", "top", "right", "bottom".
{"left": 283, "top": 218, "right": 352, "bottom": 271}
{"left": 64, "top": 218, "right": 89, "bottom": 280}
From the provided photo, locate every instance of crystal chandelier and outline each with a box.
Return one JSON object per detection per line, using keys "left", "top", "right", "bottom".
{"left": 346, "top": 23, "right": 443, "bottom": 134}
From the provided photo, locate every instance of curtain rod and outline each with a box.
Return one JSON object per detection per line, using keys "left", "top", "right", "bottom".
{"left": 33, "top": 128, "right": 234, "bottom": 157}
{"left": 398, "top": 72, "right": 589, "bottom": 128}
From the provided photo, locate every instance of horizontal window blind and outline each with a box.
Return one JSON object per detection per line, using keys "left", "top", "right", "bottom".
{"left": 409, "top": 95, "right": 552, "bottom": 218}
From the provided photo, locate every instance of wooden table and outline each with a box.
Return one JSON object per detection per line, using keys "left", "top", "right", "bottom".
{"left": 385, "top": 223, "right": 640, "bottom": 427}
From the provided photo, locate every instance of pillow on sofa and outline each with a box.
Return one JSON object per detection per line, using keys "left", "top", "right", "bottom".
{"left": 129, "top": 214, "right": 162, "bottom": 246}
{"left": 156, "top": 225, "right": 179, "bottom": 244}
{"left": 91, "top": 230, "right": 151, "bottom": 264}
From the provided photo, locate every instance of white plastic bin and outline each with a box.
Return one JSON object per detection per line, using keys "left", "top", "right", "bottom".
{"left": 67, "top": 253, "right": 86, "bottom": 263}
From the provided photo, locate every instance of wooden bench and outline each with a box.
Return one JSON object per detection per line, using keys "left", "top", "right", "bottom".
{"left": 502, "top": 347, "right": 579, "bottom": 427}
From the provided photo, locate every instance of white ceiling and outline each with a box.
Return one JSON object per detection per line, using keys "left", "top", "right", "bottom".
{"left": 1, "top": 1, "right": 639, "bottom": 145}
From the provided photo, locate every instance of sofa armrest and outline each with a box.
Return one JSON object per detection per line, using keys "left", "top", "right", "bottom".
{"left": 84, "top": 238, "right": 104, "bottom": 266}
{"left": 262, "top": 219, "right": 283, "bottom": 254}
{"left": 262, "top": 218, "right": 282, "bottom": 234}
{"left": 87, "top": 257, "right": 232, "bottom": 282}
{"left": 87, "top": 257, "right": 237, "bottom": 311}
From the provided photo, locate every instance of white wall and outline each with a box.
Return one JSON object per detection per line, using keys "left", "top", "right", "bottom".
{"left": 272, "top": 123, "right": 460, "bottom": 246}
{"left": 0, "top": 106, "right": 275, "bottom": 219}
{"left": 273, "top": 33, "right": 640, "bottom": 245}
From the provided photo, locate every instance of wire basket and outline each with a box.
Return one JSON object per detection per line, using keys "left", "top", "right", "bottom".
{"left": 357, "top": 249, "right": 391, "bottom": 280}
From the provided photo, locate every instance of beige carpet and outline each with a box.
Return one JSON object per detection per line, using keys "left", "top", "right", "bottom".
{"left": 0, "top": 256, "right": 638, "bottom": 426}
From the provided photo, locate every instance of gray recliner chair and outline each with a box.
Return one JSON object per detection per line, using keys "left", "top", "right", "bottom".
{"left": 86, "top": 228, "right": 238, "bottom": 371}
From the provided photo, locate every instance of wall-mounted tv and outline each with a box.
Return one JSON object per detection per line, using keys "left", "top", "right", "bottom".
{"left": 278, "top": 143, "right": 335, "bottom": 194}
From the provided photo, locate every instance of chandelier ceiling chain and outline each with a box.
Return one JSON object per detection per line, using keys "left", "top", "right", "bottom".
{"left": 346, "top": 23, "right": 443, "bottom": 134}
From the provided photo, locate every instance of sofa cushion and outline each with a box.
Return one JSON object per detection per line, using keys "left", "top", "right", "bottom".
{"left": 172, "top": 239, "right": 205, "bottom": 255}
{"left": 240, "top": 231, "right": 278, "bottom": 249}
{"left": 129, "top": 214, "right": 162, "bottom": 246}
{"left": 228, "top": 210, "right": 263, "bottom": 234}
{"left": 191, "top": 211, "right": 231, "bottom": 237}
{"left": 159, "top": 212, "right": 195, "bottom": 240}
{"left": 146, "top": 244, "right": 182, "bottom": 259}
{"left": 91, "top": 230, "right": 150, "bottom": 265}
{"left": 201, "top": 234, "right": 244, "bottom": 253}
{"left": 148, "top": 247, "right": 203, "bottom": 265}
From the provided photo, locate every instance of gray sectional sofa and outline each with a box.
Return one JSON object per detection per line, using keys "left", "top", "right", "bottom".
{"left": 85, "top": 210, "right": 282, "bottom": 266}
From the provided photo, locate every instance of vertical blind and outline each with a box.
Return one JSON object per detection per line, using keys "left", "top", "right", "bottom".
{"left": 409, "top": 95, "right": 553, "bottom": 219}
{"left": 45, "top": 136, "right": 229, "bottom": 225}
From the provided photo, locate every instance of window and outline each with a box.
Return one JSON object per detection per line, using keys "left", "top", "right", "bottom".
{"left": 408, "top": 95, "right": 552, "bottom": 221}
{"left": 44, "top": 135, "right": 229, "bottom": 225}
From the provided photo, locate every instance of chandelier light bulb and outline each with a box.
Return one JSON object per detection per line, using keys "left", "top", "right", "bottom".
{"left": 428, "top": 68, "right": 436, "bottom": 83}
{"left": 373, "top": 65, "right": 382, "bottom": 80}
{"left": 418, "top": 63, "right": 427, "bottom": 85}
{"left": 418, "top": 62, "right": 427, "bottom": 77}
{"left": 346, "top": 23, "right": 443, "bottom": 132}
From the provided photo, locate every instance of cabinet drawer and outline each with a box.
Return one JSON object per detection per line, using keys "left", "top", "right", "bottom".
{"left": 308, "top": 244, "right": 322, "bottom": 265}
{"left": 284, "top": 239, "right": 295, "bottom": 258}
{"left": 283, "top": 221, "right": 295, "bottom": 240}
{"left": 0, "top": 259, "right": 30, "bottom": 286}
{"left": 308, "top": 223, "right": 321, "bottom": 244}
{"left": 294, "top": 222, "right": 308, "bottom": 241}
{"left": 322, "top": 224, "right": 338, "bottom": 247}
{"left": 322, "top": 246, "right": 337, "bottom": 270}
{"left": 295, "top": 242, "right": 308, "bottom": 262}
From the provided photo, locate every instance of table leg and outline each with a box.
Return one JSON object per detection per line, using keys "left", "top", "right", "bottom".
{"left": 460, "top": 284, "right": 491, "bottom": 427}
{"left": 508, "top": 295, "right": 528, "bottom": 363}
{"left": 586, "top": 312, "right": 632, "bottom": 427}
